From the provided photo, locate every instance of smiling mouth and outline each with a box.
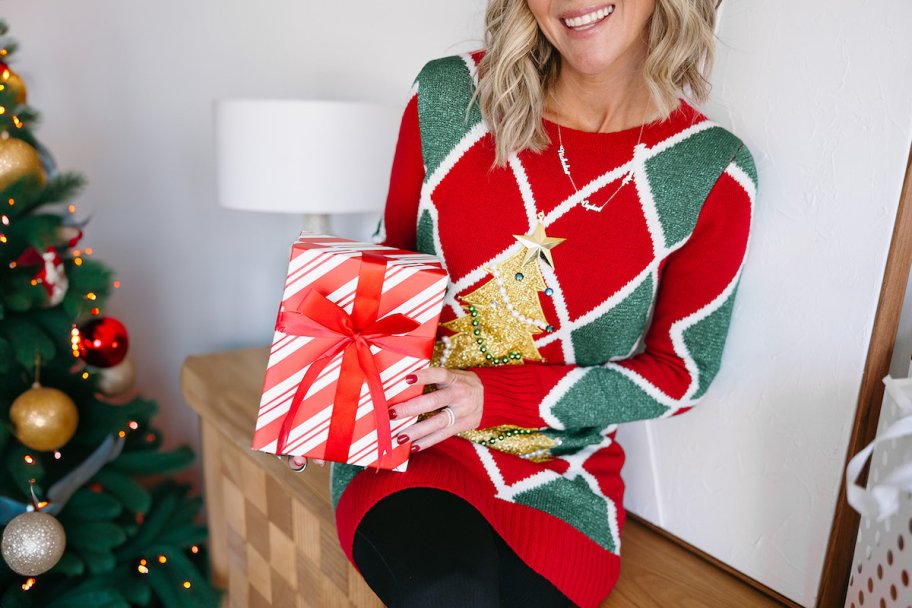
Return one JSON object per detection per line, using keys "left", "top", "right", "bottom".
{"left": 560, "top": 4, "right": 615, "bottom": 30}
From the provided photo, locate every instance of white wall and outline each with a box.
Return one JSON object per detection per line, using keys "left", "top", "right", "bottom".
{"left": 6, "top": 1, "right": 912, "bottom": 606}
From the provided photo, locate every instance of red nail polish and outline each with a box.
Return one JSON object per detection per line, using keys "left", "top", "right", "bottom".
{"left": 389, "top": 409, "right": 398, "bottom": 419}
{"left": 405, "top": 374, "right": 417, "bottom": 384}
{"left": 396, "top": 434, "right": 409, "bottom": 444}
{"left": 410, "top": 444, "right": 421, "bottom": 453}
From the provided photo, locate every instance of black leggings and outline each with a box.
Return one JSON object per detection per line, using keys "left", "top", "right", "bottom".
{"left": 352, "top": 487, "right": 574, "bottom": 607}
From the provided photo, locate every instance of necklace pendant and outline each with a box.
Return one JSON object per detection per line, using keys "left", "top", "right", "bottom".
{"left": 581, "top": 199, "right": 602, "bottom": 212}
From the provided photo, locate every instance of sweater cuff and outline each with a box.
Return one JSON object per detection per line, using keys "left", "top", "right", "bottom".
{"left": 468, "top": 364, "right": 549, "bottom": 429}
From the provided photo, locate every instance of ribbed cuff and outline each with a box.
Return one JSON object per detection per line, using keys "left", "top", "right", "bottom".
{"left": 468, "top": 364, "right": 549, "bottom": 429}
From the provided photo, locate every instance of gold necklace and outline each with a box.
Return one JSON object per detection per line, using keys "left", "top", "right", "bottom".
{"left": 549, "top": 89, "right": 650, "bottom": 212}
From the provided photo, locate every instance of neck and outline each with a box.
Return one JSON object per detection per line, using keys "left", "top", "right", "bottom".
{"left": 544, "top": 49, "right": 660, "bottom": 133}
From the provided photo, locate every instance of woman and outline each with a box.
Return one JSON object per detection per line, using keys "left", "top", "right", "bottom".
{"left": 290, "top": 0, "right": 756, "bottom": 606}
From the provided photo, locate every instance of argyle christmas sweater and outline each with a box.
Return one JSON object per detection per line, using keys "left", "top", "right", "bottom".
{"left": 330, "top": 49, "right": 757, "bottom": 607}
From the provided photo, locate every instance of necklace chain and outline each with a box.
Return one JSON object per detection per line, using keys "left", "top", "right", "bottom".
{"left": 550, "top": 89, "right": 649, "bottom": 213}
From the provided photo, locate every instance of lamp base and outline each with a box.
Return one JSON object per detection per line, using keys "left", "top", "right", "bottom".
{"left": 302, "top": 213, "right": 330, "bottom": 235}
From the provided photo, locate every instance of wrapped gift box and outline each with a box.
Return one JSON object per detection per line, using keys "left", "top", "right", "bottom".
{"left": 251, "top": 232, "right": 449, "bottom": 472}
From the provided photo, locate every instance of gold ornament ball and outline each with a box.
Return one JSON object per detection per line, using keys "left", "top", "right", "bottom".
{"left": 97, "top": 356, "right": 136, "bottom": 397}
{"left": 10, "top": 385, "right": 79, "bottom": 452}
{"left": 1, "top": 511, "right": 66, "bottom": 576}
{"left": 0, "top": 137, "right": 46, "bottom": 191}
{"left": 5, "top": 70, "right": 27, "bottom": 104}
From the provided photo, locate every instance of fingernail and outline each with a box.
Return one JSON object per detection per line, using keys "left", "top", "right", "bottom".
{"left": 410, "top": 444, "right": 421, "bottom": 453}
{"left": 396, "top": 434, "right": 409, "bottom": 444}
{"left": 405, "top": 374, "right": 417, "bottom": 384}
{"left": 389, "top": 409, "right": 398, "bottom": 419}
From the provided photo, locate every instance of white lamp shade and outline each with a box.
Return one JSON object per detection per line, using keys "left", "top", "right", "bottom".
{"left": 214, "top": 99, "right": 400, "bottom": 214}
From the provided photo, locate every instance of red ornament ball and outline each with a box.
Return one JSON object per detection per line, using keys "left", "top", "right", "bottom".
{"left": 75, "top": 316, "right": 129, "bottom": 368}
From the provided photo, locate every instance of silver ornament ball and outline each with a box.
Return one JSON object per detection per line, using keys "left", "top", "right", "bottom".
{"left": 1, "top": 511, "right": 66, "bottom": 576}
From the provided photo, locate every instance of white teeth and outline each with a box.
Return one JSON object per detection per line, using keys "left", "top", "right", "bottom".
{"left": 562, "top": 5, "right": 614, "bottom": 29}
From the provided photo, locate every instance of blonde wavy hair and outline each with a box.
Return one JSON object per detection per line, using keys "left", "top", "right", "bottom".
{"left": 467, "top": 0, "right": 722, "bottom": 169}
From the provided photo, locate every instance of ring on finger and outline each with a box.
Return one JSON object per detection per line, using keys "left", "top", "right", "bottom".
{"left": 441, "top": 405, "right": 456, "bottom": 428}
{"left": 287, "top": 455, "right": 307, "bottom": 472}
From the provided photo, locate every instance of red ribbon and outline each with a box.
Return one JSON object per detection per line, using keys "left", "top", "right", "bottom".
{"left": 275, "top": 251, "right": 431, "bottom": 468}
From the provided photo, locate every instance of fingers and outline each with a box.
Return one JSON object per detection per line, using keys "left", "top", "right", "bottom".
{"left": 286, "top": 455, "right": 326, "bottom": 472}
{"left": 398, "top": 404, "right": 462, "bottom": 447}
{"left": 410, "top": 366, "right": 457, "bottom": 388}
{"left": 391, "top": 383, "right": 457, "bottom": 419}
{"left": 407, "top": 412, "right": 465, "bottom": 451}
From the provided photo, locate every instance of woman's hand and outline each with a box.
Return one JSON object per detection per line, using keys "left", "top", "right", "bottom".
{"left": 388, "top": 367, "right": 484, "bottom": 452}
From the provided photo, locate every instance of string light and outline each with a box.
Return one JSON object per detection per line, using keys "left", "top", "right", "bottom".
{"left": 53, "top": 451, "right": 61, "bottom": 459}
{"left": 1, "top": 214, "right": 8, "bottom": 225}
{"left": 23, "top": 454, "right": 34, "bottom": 464}
{"left": 90, "top": 307, "right": 99, "bottom": 315}
{"left": 84, "top": 247, "right": 93, "bottom": 255}
{"left": 0, "top": 234, "right": 6, "bottom": 243}
{"left": 0, "top": 106, "right": 6, "bottom": 115}
{"left": 128, "top": 420, "right": 139, "bottom": 430}
{"left": 182, "top": 581, "right": 192, "bottom": 589}
{"left": 21, "top": 578, "right": 35, "bottom": 591}
{"left": 157, "top": 554, "right": 167, "bottom": 564}
{"left": 1, "top": 68, "right": 8, "bottom": 79}
{"left": 8, "top": 197, "right": 14, "bottom": 206}
{"left": 85, "top": 292, "right": 96, "bottom": 300}
{"left": 190, "top": 545, "right": 199, "bottom": 554}
{"left": 12, "top": 115, "right": 21, "bottom": 128}
{"left": 118, "top": 430, "right": 126, "bottom": 438}
{"left": 67, "top": 204, "right": 75, "bottom": 213}
{"left": 81, "top": 371, "right": 89, "bottom": 379}
{"left": 113, "top": 280, "right": 121, "bottom": 288}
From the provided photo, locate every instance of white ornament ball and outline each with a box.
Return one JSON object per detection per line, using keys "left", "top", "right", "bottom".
{"left": 1, "top": 511, "right": 66, "bottom": 576}
{"left": 96, "top": 356, "right": 136, "bottom": 397}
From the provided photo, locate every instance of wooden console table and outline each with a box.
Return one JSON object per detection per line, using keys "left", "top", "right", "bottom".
{"left": 180, "top": 345, "right": 787, "bottom": 607}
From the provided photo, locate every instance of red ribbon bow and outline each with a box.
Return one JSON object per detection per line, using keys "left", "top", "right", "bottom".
{"left": 275, "top": 251, "right": 431, "bottom": 468}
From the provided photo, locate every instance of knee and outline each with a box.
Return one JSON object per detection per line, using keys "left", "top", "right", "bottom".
{"left": 394, "top": 569, "right": 498, "bottom": 608}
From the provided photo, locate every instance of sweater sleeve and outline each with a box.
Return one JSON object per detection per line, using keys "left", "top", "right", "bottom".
{"left": 371, "top": 81, "right": 424, "bottom": 250}
{"left": 469, "top": 144, "right": 757, "bottom": 432}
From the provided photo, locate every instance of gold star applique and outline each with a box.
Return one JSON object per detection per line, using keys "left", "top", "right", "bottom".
{"left": 513, "top": 211, "right": 566, "bottom": 269}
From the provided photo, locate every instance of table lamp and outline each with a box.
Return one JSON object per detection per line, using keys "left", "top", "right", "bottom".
{"left": 214, "top": 99, "right": 400, "bottom": 234}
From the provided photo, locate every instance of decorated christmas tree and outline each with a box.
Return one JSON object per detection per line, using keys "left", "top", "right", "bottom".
{"left": 428, "top": 212, "right": 565, "bottom": 461}
{"left": 0, "top": 20, "right": 221, "bottom": 607}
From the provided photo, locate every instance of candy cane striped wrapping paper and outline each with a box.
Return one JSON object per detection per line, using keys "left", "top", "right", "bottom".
{"left": 251, "top": 232, "right": 449, "bottom": 472}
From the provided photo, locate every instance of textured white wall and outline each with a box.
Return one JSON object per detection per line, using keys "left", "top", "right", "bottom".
{"left": 5, "top": 1, "right": 912, "bottom": 606}
{"left": 614, "top": 2, "right": 912, "bottom": 606}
